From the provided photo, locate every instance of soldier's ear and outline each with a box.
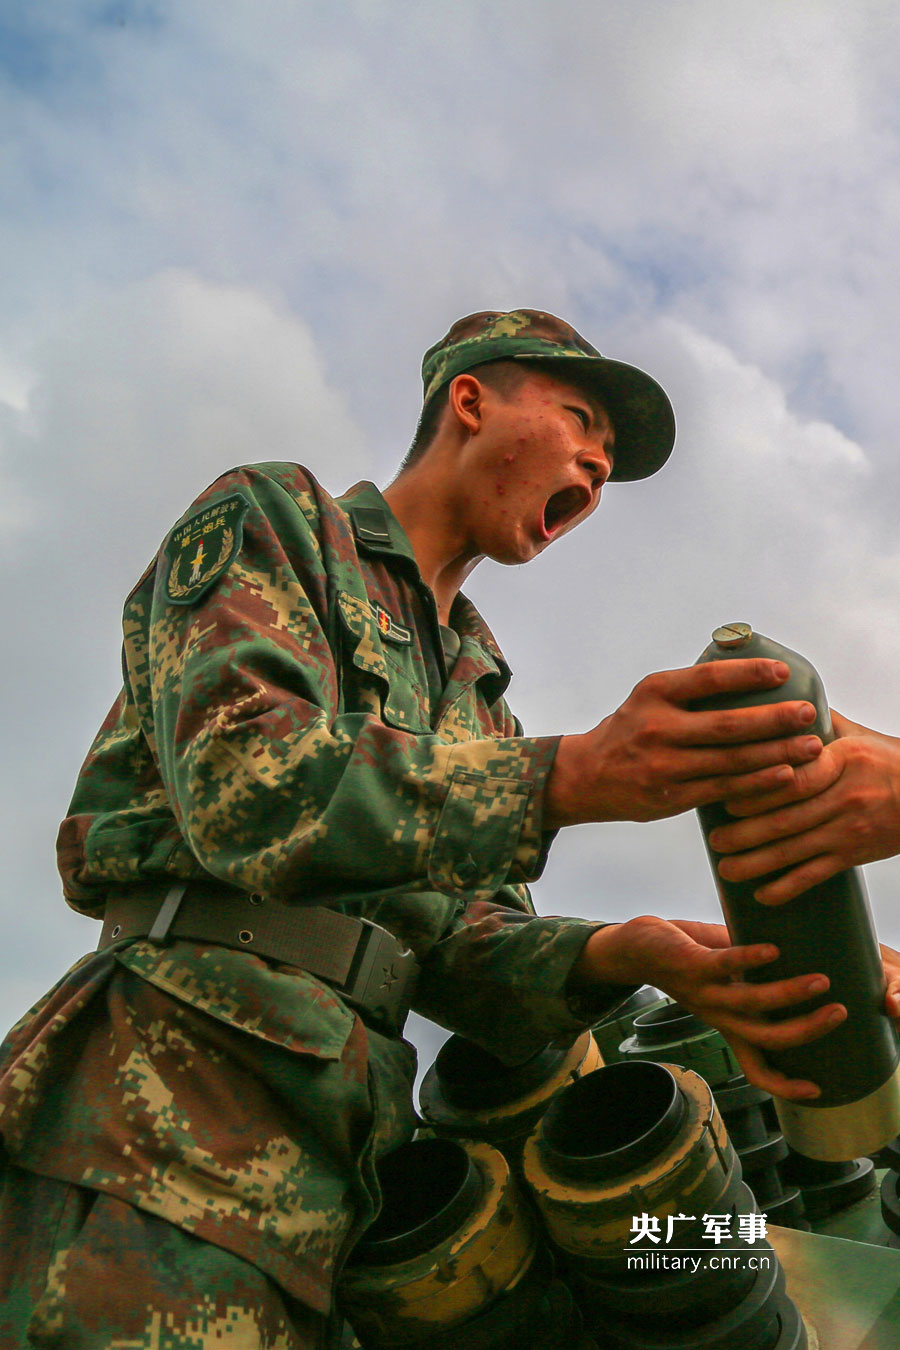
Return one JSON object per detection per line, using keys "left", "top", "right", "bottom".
{"left": 447, "top": 374, "right": 485, "bottom": 436}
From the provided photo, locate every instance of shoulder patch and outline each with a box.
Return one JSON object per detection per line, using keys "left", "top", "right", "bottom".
{"left": 369, "top": 601, "right": 412, "bottom": 645}
{"left": 165, "top": 492, "right": 249, "bottom": 605}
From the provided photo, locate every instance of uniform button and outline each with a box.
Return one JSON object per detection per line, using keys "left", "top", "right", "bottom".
{"left": 453, "top": 856, "right": 479, "bottom": 887}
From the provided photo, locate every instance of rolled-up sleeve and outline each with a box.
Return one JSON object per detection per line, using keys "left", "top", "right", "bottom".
{"left": 414, "top": 904, "right": 629, "bottom": 1062}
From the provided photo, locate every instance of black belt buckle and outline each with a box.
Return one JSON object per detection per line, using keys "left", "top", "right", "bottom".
{"left": 343, "top": 919, "right": 419, "bottom": 1026}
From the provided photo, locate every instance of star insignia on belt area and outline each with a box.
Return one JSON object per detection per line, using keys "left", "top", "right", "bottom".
{"left": 380, "top": 963, "right": 398, "bottom": 990}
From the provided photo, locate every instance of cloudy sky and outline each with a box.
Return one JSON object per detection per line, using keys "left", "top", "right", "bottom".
{"left": 5, "top": 1, "right": 900, "bottom": 1069}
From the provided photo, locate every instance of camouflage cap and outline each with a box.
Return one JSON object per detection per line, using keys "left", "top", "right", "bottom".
{"left": 421, "top": 309, "right": 676, "bottom": 482}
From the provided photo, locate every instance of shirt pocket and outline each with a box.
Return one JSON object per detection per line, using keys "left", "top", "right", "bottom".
{"left": 336, "top": 590, "right": 429, "bottom": 732}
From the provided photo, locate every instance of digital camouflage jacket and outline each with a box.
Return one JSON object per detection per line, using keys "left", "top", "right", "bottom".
{"left": 0, "top": 463, "right": 614, "bottom": 1314}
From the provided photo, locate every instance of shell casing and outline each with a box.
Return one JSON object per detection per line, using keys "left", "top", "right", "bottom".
{"left": 617, "top": 1001, "right": 742, "bottom": 1089}
{"left": 418, "top": 1029, "right": 602, "bottom": 1166}
{"left": 522, "top": 1063, "right": 740, "bottom": 1263}
{"left": 341, "top": 1140, "right": 537, "bottom": 1345}
{"left": 774, "top": 1064, "right": 900, "bottom": 1162}
{"left": 590, "top": 987, "right": 670, "bottom": 1064}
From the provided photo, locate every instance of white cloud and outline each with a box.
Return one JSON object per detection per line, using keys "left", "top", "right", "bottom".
{"left": 2, "top": 269, "right": 370, "bottom": 569}
{"left": 630, "top": 3, "right": 866, "bottom": 170}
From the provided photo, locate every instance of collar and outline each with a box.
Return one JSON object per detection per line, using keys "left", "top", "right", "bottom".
{"left": 449, "top": 594, "right": 509, "bottom": 675}
{"left": 336, "top": 480, "right": 512, "bottom": 681}
{"left": 337, "top": 480, "right": 419, "bottom": 566}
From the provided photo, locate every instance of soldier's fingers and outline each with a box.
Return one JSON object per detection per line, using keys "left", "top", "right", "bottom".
{"left": 669, "top": 918, "right": 733, "bottom": 950}
{"left": 751, "top": 854, "right": 845, "bottom": 906}
{"left": 717, "top": 822, "right": 837, "bottom": 883}
{"left": 680, "top": 734, "right": 823, "bottom": 781}
{"left": 880, "top": 942, "right": 900, "bottom": 975}
{"left": 676, "top": 759, "right": 822, "bottom": 813}
{"left": 716, "top": 971, "right": 832, "bottom": 1015}
{"left": 703, "top": 763, "right": 806, "bottom": 804}
{"left": 691, "top": 941, "right": 779, "bottom": 981}
{"left": 710, "top": 793, "right": 839, "bottom": 854}
{"left": 720, "top": 755, "right": 843, "bottom": 820}
{"left": 882, "top": 946, "right": 900, "bottom": 1020}
{"left": 726, "top": 1001, "right": 846, "bottom": 1051}
{"left": 678, "top": 702, "right": 819, "bottom": 747}
{"left": 727, "top": 1039, "right": 822, "bottom": 1101}
{"left": 664, "top": 659, "right": 791, "bottom": 704}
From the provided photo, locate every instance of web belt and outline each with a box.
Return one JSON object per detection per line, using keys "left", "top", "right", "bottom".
{"left": 97, "top": 882, "right": 419, "bottom": 1029}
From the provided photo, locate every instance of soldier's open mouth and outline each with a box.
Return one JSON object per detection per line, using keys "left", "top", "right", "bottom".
{"left": 543, "top": 485, "right": 592, "bottom": 537}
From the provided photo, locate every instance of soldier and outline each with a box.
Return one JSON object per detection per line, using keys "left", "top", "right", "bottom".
{"left": 0, "top": 310, "right": 876, "bottom": 1348}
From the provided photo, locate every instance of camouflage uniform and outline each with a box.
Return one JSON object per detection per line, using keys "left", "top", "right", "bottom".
{"left": 0, "top": 463, "right": 621, "bottom": 1348}
{"left": 0, "top": 309, "right": 676, "bottom": 1347}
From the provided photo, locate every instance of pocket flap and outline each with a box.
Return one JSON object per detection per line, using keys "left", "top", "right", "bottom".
{"left": 115, "top": 941, "right": 356, "bottom": 1059}
{"left": 337, "top": 590, "right": 391, "bottom": 676}
{"left": 337, "top": 590, "right": 428, "bottom": 731}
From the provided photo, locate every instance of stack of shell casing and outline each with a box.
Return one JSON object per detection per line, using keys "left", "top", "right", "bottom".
{"left": 522, "top": 1060, "right": 807, "bottom": 1349}
{"left": 616, "top": 999, "right": 808, "bottom": 1231}
{"left": 880, "top": 1171, "right": 900, "bottom": 1248}
{"left": 343, "top": 1027, "right": 809, "bottom": 1347}
{"left": 876, "top": 1136, "right": 900, "bottom": 1247}
{"left": 715, "top": 1078, "right": 807, "bottom": 1231}
{"left": 783, "top": 1147, "right": 876, "bottom": 1228}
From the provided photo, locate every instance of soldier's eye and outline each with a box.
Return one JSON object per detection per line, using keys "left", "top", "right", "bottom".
{"left": 567, "top": 406, "right": 590, "bottom": 430}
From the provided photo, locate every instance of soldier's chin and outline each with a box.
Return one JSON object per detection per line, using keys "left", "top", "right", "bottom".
{"left": 488, "top": 533, "right": 544, "bottom": 566}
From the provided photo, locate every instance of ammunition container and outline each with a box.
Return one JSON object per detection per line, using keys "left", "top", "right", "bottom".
{"left": 572, "top": 1183, "right": 806, "bottom": 1349}
{"left": 782, "top": 1150, "right": 876, "bottom": 1223}
{"left": 584, "top": 1245, "right": 807, "bottom": 1350}
{"left": 521, "top": 1061, "right": 806, "bottom": 1348}
{"left": 619, "top": 1001, "right": 806, "bottom": 1228}
{"left": 715, "top": 1076, "right": 807, "bottom": 1230}
{"left": 880, "top": 1167, "right": 900, "bottom": 1244}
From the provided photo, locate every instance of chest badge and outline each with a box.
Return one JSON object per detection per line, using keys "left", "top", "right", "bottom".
{"left": 165, "top": 493, "right": 249, "bottom": 605}
{"left": 370, "top": 602, "right": 412, "bottom": 645}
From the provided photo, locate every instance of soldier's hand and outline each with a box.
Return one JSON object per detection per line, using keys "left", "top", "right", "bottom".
{"left": 570, "top": 915, "right": 844, "bottom": 1100}
{"left": 545, "top": 659, "right": 823, "bottom": 828}
{"left": 883, "top": 943, "right": 900, "bottom": 1021}
{"left": 709, "top": 711, "right": 900, "bottom": 904}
